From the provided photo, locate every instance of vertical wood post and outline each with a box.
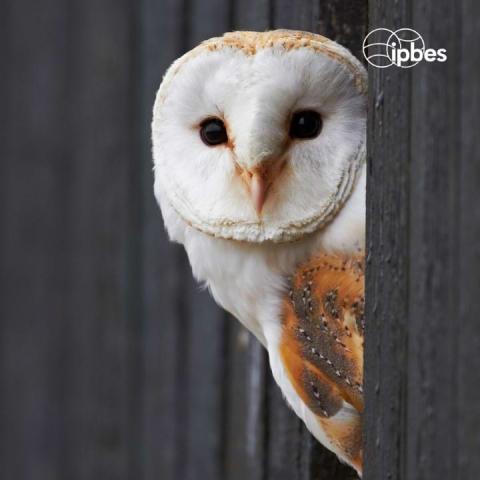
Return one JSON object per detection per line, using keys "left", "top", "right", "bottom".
{"left": 366, "top": 1, "right": 480, "bottom": 479}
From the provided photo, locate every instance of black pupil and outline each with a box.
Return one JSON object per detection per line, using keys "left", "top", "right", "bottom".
{"left": 200, "top": 118, "right": 228, "bottom": 146}
{"left": 289, "top": 110, "right": 322, "bottom": 139}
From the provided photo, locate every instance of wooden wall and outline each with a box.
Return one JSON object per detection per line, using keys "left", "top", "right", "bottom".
{"left": 0, "top": 1, "right": 366, "bottom": 480}
{"left": 365, "top": 1, "right": 480, "bottom": 479}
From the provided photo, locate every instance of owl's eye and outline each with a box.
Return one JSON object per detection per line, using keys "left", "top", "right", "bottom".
{"left": 289, "top": 110, "right": 322, "bottom": 139}
{"left": 199, "top": 118, "right": 228, "bottom": 146}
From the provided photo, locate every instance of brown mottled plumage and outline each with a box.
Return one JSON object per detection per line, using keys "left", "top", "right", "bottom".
{"left": 280, "top": 253, "right": 364, "bottom": 472}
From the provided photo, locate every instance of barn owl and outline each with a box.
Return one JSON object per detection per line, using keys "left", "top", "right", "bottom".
{"left": 152, "top": 30, "right": 366, "bottom": 476}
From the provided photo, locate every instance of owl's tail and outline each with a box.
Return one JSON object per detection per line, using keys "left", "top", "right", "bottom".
{"left": 319, "top": 406, "right": 362, "bottom": 477}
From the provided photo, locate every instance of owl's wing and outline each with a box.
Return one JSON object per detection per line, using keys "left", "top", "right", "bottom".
{"left": 280, "top": 252, "right": 364, "bottom": 473}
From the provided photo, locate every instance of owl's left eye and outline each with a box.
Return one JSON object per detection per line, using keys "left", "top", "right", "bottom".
{"left": 289, "top": 110, "right": 322, "bottom": 139}
{"left": 199, "top": 118, "right": 228, "bottom": 146}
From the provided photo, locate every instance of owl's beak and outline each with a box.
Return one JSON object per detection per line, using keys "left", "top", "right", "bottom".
{"left": 239, "top": 160, "right": 285, "bottom": 215}
{"left": 250, "top": 172, "right": 266, "bottom": 215}
{"left": 238, "top": 168, "right": 268, "bottom": 215}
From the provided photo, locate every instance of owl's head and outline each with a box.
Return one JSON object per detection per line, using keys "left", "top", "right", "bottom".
{"left": 153, "top": 30, "right": 366, "bottom": 244}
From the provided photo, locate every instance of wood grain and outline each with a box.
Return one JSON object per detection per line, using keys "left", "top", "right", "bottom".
{"left": 366, "top": 1, "right": 480, "bottom": 479}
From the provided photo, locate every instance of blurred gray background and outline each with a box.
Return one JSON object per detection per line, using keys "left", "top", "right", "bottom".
{"left": 0, "top": 1, "right": 366, "bottom": 479}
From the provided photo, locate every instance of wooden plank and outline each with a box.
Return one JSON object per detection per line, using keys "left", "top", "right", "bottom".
{"left": 271, "top": 0, "right": 320, "bottom": 32}
{"left": 137, "top": 1, "right": 192, "bottom": 480}
{"left": 364, "top": 1, "right": 411, "bottom": 479}
{"left": 366, "top": 1, "right": 480, "bottom": 479}
{"left": 0, "top": 2, "right": 70, "bottom": 479}
{"left": 0, "top": 1, "right": 136, "bottom": 480}
{"left": 53, "top": 2, "right": 136, "bottom": 479}
{"left": 233, "top": 0, "right": 270, "bottom": 31}
{"left": 225, "top": 338, "right": 269, "bottom": 480}
{"left": 407, "top": 2, "right": 461, "bottom": 478}
{"left": 222, "top": 328, "right": 261, "bottom": 480}
{"left": 271, "top": 0, "right": 367, "bottom": 57}
{"left": 317, "top": 0, "right": 368, "bottom": 60}
{"left": 406, "top": 2, "right": 480, "bottom": 479}
{"left": 457, "top": 1, "right": 480, "bottom": 478}
{"left": 180, "top": 280, "right": 227, "bottom": 480}
{"left": 189, "top": 0, "right": 232, "bottom": 46}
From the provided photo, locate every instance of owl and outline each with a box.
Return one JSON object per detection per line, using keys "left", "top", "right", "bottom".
{"left": 152, "top": 30, "right": 366, "bottom": 476}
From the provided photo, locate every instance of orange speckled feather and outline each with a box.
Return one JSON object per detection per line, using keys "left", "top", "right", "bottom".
{"left": 280, "top": 252, "right": 364, "bottom": 472}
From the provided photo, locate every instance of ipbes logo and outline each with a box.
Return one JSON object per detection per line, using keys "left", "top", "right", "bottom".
{"left": 363, "top": 28, "right": 447, "bottom": 69}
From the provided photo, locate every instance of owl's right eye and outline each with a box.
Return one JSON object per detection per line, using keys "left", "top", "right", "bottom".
{"left": 199, "top": 118, "right": 228, "bottom": 146}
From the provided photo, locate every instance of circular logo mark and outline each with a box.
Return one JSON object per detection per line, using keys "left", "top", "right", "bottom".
{"left": 363, "top": 28, "right": 399, "bottom": 68}
{"left": 387, "top": 28, "right": 425, "bottom": 68}
{"left": 363, "top": 28, "right": 425, "bottom": 68}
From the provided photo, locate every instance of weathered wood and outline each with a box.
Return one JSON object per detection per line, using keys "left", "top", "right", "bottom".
{"left": 0, "top": 3, "right": 71, "bottom": 479}
{"left": 62, "top": 3, "right": 137, "bottom": 479}
{"left": 317, "top": 1, "right": 368, "bottom": 60}
{"left": 366, "top": 1, "right": 480, "bottom": 479}
{"left": 138, "top": 1, "right": 189, "bottom": 479}
{"left": 457, "top": 3, "right": 480, "bottom": 478}
{"left": 407, "top": 2, "right": 460, "bottom": 478}
{"left": 364, "top": 5, "right": 411, "bottom": 480}
{"left": 1, "top": 2, "right": 136, "bottom": 480}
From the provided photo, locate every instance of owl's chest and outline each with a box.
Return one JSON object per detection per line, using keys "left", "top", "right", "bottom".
{"left": 203, "top": 257, "right": 281, "bottom": 347}
{"left": 184, "top": 230, "right": 300, "bottom": 346}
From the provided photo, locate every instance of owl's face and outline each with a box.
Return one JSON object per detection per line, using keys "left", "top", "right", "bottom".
{"left": 153, "top": 31, "right": 366, "bottom": 243}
